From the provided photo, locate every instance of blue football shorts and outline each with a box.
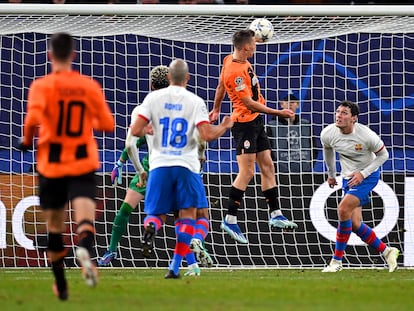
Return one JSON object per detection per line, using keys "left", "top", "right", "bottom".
{"left": 342, "top": 170, "right": 380, "bottom": 207}
{"left": 144, "top": 166, "right": 208, "bottom": 216}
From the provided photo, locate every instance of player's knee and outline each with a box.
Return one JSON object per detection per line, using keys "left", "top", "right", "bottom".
{"left": 76, "top": 219, "right": 95, "bottom": 235}
{"left": 48, "top": 232, "right": 64, "bottom": 252}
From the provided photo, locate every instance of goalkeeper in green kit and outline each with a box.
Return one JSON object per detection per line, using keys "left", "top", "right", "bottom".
{"left": 98, "top": 66, "right": 213, "bottom": 273}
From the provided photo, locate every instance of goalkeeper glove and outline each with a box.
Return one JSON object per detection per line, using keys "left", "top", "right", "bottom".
{"left": 111, "top": 160, "right": 124, "bottom": 186}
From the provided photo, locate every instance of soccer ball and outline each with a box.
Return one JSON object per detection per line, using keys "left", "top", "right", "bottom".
{"left": 249, "top": 18, "right": 274, "bottom": 43}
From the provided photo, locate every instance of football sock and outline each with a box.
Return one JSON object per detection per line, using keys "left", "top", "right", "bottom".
{"left": 175, "top": 219, "right": 197, "bottom": 265}
{"left": 227, "top": 186, "right": 244, "bottom": 216}
{"left": 355, "top": 222, "right": 386, "bottom": 253}
{"left": 48, "top": 233, "right": 67, "bottom": 292}
{"left": 185, "top": 250, "right": 197, "bottom": 266}
{"left": 169, "top": 218, "right": 195, "bottom": 275}
{"left": 52, "top": 256, "right": 67, "bottom": 293}
{"left": 77, "top": 220, "right": 95, "bottom": 255}
{"left": 108, "top": 202, "right": 134, "bottom": 252}
{"left": 263, "top": 186, "right": 280, "bottom": 213}
{"left": 333, "top": 219, "right": 352, "bottom": 261}
{"left": 144, "top": 215, "right": 163, "bottom": 232}
{"left": 194, "top": 217, "right": 209, "bottom": 242}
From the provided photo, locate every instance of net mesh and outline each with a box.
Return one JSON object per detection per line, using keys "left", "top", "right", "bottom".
{"left": 0, "top": 6, "right": 412, "bottom": 268}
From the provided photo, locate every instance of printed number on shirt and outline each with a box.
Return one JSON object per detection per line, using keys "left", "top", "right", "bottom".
{"left": 57, "top": 100, "right": 85, "bottom": 137}
{"left": 160, "top": 117, "right": 188, "bottom": 148}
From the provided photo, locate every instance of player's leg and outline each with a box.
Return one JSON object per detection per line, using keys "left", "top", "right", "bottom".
{"left": 350, "top": 174, "right": 400, "bottom": 272}
{"left": 143, "top": 167, "right": 179, "bottom": 276}
{"left": 167, "top": 208, "right": 196, "bottom": 279}
{"left": 173, "top": 218, "right": 200, "bottom": 276}
{"left": 166, "top": 167, "right": 205, "bottom": 278}
{"left": 170, "top": 212, "right": 200, "bottom": 275}
{"left": 38, "top": 175, "right": 69, "bottom": 300}
{"left": 322, "top": 191, "right": 359, "bottom": 272}
{"left": 99, "top": 174, "right": 144, "bottom": 266}
{"left": 256, "top": 127, "right": 297, "bottom": 230}
{"left": 46, "top": 208, "right": 68, "bottom": 301}
{"left": 70, "top": 173, "right": 99, "bottom": 287}
{"left": 141, "top": 214, "right": 165, "bottom": 258}
{"left": 351, "top": 207, "right": 399, "bottom": 271}
{"left": 190, "top": 208, "right": 214, "bottom": 267}
{"left": 221, "top": 152, "right": 254, "bottom": 244}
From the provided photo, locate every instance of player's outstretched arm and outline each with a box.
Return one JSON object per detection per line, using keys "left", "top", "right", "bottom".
{"left": 209, "top": 80, "right": 226, "bottom": 123}
{"left": 197, "top": 116, "right": 233, "bottom": 142}
{"left": 241, "top": 96, "right": 294, "bottom": 119}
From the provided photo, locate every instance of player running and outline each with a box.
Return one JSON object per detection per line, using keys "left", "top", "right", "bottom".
{"left": 18, "top": 32, "right": 114, "bottom": 300}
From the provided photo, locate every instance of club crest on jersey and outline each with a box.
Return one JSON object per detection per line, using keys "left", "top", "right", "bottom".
{"left": 355, "top": 143, "right": 363, "bottom": 151}
{"left": 243, "top": 140, "right": 251, "bottom": 150}
{"left": 235, "top": 76, "right": 245, "bottom": 91}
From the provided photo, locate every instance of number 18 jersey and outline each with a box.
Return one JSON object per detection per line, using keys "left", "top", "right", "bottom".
{"left": 137, "top": 85, "right": 209, "bottom": 173}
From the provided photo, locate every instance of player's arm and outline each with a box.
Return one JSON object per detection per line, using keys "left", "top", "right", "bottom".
{"left": 21, "top": 112, "right": 38, "bottom": 149}
{"left": 322, "top": 145, "right": 336, "bottom": 179}
{"left": 241, "top": 96, "right": 294, "bottom": 119}
{"left": 322, "top": 145, "right": 338, "bottom": 188}
{"left": 19, "top": 82, "right": 42, "bottom": 150}
{"left": 130, "top": 115, "right": 149, "bottom": 137}
{"left": 197, "top": 136, "right": 207, "bottom": 163}
{"left": 125, "top": 129, "right": 145, "bottom": 175}
{"left": 209, "top": 79, "right": 225, "bottom": 123}
{"left": 360, "top": 144, "right": 389, "bottom": 178}
{"left": 197, "top": 117, "right": 233, "bottom": 142}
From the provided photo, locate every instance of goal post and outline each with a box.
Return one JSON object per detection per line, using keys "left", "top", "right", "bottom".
{"left": 0, "top": 4, "right": 413, "bottom": 269}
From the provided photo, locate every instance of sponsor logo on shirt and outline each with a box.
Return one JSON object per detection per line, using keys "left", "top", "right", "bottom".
{"left": 355, "top": 143, "right": 363, "bottom": 151}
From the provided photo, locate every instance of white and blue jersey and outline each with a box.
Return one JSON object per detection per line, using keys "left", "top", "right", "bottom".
{"left": 138, "top": 85, "right": 210, "bottom": 174}
{"left": 137, "top": 85, "right": 210, "bottom": 214}
{"left": 320, "top": 122, "right": 384, "bottom": 179}
{"left": 321, "top": 122, "right": 386, "bottom": 206}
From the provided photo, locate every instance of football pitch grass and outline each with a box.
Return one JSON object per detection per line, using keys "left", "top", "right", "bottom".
{"left": 1, "top": 268, "right": 413, "bottom": 311}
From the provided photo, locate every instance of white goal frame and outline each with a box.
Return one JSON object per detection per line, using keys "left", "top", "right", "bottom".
{"left": 0, "top": 4, "right": 413, "bottom": 269}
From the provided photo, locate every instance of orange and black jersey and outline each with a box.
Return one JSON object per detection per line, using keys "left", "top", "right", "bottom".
{"left": 23, "top": 70, "right": 114, "bottom": 178}
{"left": 220, "top": 55, "right": 266, "bottom": 123}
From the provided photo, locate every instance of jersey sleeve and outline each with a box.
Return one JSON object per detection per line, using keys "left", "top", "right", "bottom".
{"left": 320, "top": 126, "right": 332, "bottom": 148}
{"left": 137, "top": 95, "right": 152, "bottom": 121}
{"left": 129, "top": 106, "right": 140, "bottom": 127}
{"left": 23, "top": 80, "right": 45, "bottom": 145}
{"left": 194, "top": 98, "right": 210, "bottom": 126}
{"left": 365, "top": 126, "right": 384, "bottom": 152}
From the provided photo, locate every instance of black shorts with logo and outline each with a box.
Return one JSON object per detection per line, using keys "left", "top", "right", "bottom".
{"left": 38, "top": 172, "right": 97, "bottom": 210}
{"left": 231, "top": 116, "right": 271, "bottom": 155}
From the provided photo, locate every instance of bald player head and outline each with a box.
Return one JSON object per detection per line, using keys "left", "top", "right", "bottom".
{"left": 168, "top": 58, "right": 189, "bottom": 86}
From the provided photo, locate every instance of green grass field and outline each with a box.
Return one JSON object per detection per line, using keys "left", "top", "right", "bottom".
{"left": 1, "top": 268, "right": 413, "bottom": 311}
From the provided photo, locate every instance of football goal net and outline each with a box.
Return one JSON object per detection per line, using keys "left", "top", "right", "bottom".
{"left": 0, "top": 4, "right": 413, "bottom": 269}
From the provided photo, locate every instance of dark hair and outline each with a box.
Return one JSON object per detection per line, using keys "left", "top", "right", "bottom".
{"left": 232, "top": 29, "right": 255, "bottom": 50}
{"left": 282, "top": 94, "right": 299, "bottom": 102}
{"left": 339, "top": 100, "right": 359, "bottom": 116}
{"left": 150, "top": 65, "right": 169, "bottom": 90}
{"left": 50, "top": 32, "right": 74, "bottom": 61}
